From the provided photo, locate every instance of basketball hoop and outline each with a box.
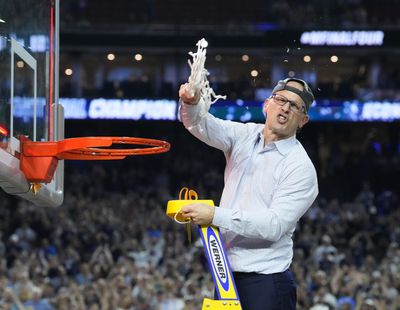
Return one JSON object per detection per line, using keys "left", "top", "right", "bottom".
{"left": 19, "top": 136, "right": 170, "bottom": 183}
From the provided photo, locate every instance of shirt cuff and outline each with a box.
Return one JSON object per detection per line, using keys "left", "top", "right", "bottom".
{"left": 212, "top": 207, "right": 232, "bottom": 229}
{"left": 179, "top": 99, "right": 204, "bottom": 127}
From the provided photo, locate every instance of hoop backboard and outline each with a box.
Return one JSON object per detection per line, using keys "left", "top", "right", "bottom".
{"left": 0, "top": 0, "right": 64, "bottom": 206}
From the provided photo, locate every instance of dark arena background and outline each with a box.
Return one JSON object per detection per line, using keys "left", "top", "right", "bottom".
{"left": 1, "top": 1, "right": 400, "bottom": 309}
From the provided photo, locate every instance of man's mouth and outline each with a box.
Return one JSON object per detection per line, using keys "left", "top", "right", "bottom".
{"left": 277, "top": 114, "right": 288, "bottom": 124}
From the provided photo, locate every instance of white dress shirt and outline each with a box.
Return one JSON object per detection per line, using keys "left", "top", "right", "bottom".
{"left": 180, "top": 100, "right": 318, "bottom": 274}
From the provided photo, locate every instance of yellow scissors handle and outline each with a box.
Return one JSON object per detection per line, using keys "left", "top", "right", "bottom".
{"left": 179, "top": 187, "right": 198, "bottom": 200}
{"left": 177, "top": 187, "right": 199, "bottom": 244}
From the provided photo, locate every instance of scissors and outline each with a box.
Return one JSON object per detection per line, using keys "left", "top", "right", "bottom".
{"left": 176, "top": 187, "right": 199, "bottom": 244}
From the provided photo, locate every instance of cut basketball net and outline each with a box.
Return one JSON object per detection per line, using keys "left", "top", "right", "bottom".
{"left": 19, "top": 136, "right": 170, "bottom": 184}
{"left": 186, "top": 38, "right": 226, "bottom": 117}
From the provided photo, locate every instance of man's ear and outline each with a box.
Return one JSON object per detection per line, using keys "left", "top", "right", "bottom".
{"left": 263, "top": 98, "right": 270, "bottom": 114}
{"left": 298, "top": 114, "right": 310, "bottom": 129}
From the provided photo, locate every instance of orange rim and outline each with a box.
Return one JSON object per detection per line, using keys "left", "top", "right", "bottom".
{"left": 57, "top": 137, "right": 170, "bottom": 160}
{"left": 19, "top": 136, "right": 170, "bottom": 183}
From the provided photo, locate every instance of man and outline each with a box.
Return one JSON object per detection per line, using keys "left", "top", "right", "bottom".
{"left": 179, "top": 78, "right": 318, "bottom": 309}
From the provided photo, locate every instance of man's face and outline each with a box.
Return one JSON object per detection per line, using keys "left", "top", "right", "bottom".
{"left": 263, "top": 81, "right": 309, "bottom": 139}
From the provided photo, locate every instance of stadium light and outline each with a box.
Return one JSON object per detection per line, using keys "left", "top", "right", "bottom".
{"left": 330, "top": 55, "right": 339, "bottom": 63}
{"left": 134, "top": 53, "right": 143, "bottom": 61}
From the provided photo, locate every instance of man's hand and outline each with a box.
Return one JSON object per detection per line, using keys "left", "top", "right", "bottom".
{"left": 179, "top": 83, "right": 200, "bottom": 105}
{"left": 181, "top": 203, "right": 215, "bottom": 226}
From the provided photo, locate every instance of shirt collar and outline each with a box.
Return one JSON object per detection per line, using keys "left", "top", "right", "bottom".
{"left": 256, "top": 132, "right": 296, "bottom": 156}
{"left": 274, "top": 135, "right": 297, "bottom": 155}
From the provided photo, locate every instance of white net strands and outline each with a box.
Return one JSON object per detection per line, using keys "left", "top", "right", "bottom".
{"left": 187, "top": 38, "right": 226, "bottom": 114}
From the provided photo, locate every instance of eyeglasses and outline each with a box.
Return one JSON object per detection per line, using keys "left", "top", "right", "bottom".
{"left": 270, "top": 94, "right": 306, "bottom": 114}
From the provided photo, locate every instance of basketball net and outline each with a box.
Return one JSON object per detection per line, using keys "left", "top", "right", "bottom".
{"left": 187, "top": 38, "right": 226, "bottom": 117}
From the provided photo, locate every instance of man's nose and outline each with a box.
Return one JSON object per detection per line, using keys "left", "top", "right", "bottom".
{"left": 280, "top": 101, "right": 290, "bottom": 112}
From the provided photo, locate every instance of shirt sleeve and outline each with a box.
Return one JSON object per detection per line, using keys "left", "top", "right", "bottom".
{"left": 180, "top": 99, "right": 246, "bottom": 153}
{"left": 212, "top": 163, "right": 318, "bottom": 242}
